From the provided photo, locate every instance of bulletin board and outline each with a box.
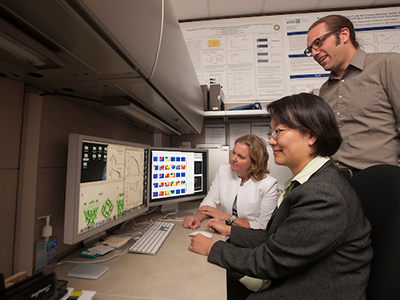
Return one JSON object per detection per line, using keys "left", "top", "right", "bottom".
{"left": 180, "top": 6, "right": 400, "bottom": 104}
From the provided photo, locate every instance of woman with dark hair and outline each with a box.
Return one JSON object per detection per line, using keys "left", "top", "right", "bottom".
{"left": 184, "top": 134, "right": 278, "bottom": 230}
{"left": 189, "top": 93, "right": 372, "bottom": 300}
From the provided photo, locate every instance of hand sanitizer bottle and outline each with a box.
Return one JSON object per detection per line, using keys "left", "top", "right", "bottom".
{"left": 35, "top": 215, "right": 57, "bottom": 273}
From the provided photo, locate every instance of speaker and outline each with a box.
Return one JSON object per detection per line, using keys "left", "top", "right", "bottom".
{"left": 209, "top": 84, "right": 224, "bottom": 111}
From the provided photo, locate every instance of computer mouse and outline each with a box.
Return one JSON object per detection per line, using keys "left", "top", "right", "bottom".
{"left": 189, "top": 231, "right": 212, "bottom": 238}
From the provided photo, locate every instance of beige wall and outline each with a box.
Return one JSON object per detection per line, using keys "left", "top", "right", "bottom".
{"left": 0, "top": 76, "right": 154, "bottom": 278}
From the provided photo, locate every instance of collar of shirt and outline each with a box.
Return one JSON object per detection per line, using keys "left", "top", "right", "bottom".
{"left": 277, "top": 156, "right": 330, "bottom": 208}
{"left": 328, "top": 49, "right": 366, "bottom": 80}
{"left": 349, "top": 49, "right": 366, "bottom": 71}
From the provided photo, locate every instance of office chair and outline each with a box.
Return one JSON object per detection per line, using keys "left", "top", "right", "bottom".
{"left": 350, "top": 164, "right": 400, "bottom": 300}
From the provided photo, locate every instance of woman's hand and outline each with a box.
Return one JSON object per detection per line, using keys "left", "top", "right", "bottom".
{"left": 183, "top": 216, "right": 201, "bottom": 229}
{"left": 199, "top": 205, "right": 230, "bottom": 221}
{"left": 188, "top": 234, "right": 215, "bottom": 256}
{"left": 206, "top": 218, "right": 232, "bottom": 236}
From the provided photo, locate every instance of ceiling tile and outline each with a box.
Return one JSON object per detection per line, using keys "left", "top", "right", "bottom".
{"left": 261, "top": 0, "right": 320, "bottom": 15}
{"left": 317, "top": 0, "right": 375, "bottom": 11}
{"left": 372, "top": 0, "right": 400, "bottom": 4}
{"left": 209, "top": 0, "right": 265, "bottom": 18}
{"left": 171, "top": 0, "right": 399, "bottom": 22}
{"left": 170, "top": 0, "right": 209, "bottom": 21}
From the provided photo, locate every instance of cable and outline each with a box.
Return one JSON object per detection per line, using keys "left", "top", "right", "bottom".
{"left": 146, "top": 205, "right": 160, "bottom": 215}
{"left": 161, "top": 206, "right": 179, "bottom": 219}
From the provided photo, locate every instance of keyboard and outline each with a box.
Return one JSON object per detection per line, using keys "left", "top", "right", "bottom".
{"left": 129, "top": 221, "right": 175, "bottom": 255}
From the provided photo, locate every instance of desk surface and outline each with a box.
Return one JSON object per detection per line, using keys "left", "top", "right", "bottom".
{"left": 56, "top": 201, "right": 226, "bottom": 300}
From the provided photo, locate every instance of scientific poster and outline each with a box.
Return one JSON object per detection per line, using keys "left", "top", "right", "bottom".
{"left": 181, "top": 6, "right": 400, "bottom": 103}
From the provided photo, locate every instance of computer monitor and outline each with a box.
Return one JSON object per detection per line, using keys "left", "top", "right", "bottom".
{"left": 64, "top": 134, "right": 149, "bottom": 245}
{"left": 149, "top": 147, "right": 208, "bottom": 218}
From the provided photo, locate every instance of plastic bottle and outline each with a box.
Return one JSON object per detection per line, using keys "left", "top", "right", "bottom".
{"left": 35, "top": 215, "right": 57, "bottom": 273}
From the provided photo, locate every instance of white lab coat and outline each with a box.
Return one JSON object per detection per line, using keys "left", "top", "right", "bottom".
{"left": 200, "top": 164, "right": 278, "bottom": 229}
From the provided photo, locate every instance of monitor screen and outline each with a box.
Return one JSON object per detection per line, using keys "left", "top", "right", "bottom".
{"left": 149, "top": 147, "right": 208, "bottom": 216}
{"left": 64, "top": 134, "right": 149, "bottom": 245}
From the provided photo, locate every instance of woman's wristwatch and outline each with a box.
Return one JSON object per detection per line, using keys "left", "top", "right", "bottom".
{"left": 227, "top": 215, "right": 236, "bottom": 225}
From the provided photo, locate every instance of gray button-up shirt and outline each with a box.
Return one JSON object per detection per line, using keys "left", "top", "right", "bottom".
{"left": 320, "top": 49, "right": 400, "bottom": 170}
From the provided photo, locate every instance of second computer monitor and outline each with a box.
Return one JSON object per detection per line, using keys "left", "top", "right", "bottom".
{"left": 149, "top": 147, "right": 208, "bottom": 217}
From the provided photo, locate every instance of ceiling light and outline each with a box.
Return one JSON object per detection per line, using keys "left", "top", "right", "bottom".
{"left": 103, "top": 97, "right": 181, "bottom": 135}
{"left": 0, "top": 17, "right": 67, "bottom": 69}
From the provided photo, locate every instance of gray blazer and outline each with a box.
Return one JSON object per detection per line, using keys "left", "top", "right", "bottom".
{"left": 208, "top": 161, "right": 372, "bottom": 300}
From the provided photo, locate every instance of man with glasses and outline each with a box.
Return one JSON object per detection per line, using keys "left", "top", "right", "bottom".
{"left": 306, "top": 14, "right": 400, "bottom": 179}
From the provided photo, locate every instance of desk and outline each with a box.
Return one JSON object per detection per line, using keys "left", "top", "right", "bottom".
{"left": 55, "top": 201, "right": 226, "bottom": 299}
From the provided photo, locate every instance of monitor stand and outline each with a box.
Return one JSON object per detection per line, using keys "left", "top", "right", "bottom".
{"left": 161, "top": 203, "right": 193, "bottom": 219}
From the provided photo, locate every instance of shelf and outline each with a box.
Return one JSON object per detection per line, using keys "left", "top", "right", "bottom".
{"left": 204, "top": 110, "right": 269, "bottom": 118}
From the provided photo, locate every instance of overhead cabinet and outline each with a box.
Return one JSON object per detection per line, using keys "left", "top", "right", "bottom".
{"left": 0, "top": 0, "right": 204, "bottom": 134}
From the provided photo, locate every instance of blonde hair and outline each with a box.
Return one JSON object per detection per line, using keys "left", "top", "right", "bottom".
{"left": 234, "top": 134, "right": 269, "bottom": 182}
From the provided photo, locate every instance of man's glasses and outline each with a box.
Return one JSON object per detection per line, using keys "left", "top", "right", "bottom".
{"left": 267, "top": 128, "right": 287, "bottom": 139}
{"left": 304, "top": 28, "right": 341, "bottom": 57}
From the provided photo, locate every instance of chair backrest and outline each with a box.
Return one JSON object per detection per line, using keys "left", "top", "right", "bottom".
{"left": 350, "top": 164, "right": 400, "bottom": 300}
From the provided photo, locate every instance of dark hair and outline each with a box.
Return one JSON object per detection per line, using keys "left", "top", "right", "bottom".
{"left": 308, "top": 15, "right": 359, "bottom": 49}
{"left": 234, "top": 134, "right": 269, "bottom": 181}
{"left": 267, "top": 93, "right": 342, "bottom": 157}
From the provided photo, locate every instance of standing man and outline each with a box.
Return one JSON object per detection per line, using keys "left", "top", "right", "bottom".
{"left": 305, "top": 14, "right": 400, "bottom": 179}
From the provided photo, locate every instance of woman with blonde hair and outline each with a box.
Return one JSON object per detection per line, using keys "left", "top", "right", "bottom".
{"left": 183, "top": 134, "right": 278, "bottom": 230}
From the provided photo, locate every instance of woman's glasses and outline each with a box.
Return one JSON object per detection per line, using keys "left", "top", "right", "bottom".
{"left": 267, "top": 128, "right": 287, "bottom": 139}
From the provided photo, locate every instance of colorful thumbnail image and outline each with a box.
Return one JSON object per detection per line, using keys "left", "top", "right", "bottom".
{"left": 153, "top": 155, "right": 186, "bottom": 163}
{"left": 152, "top": 171, "right": 185, "bottom": 179}
{"left": 153, "top": 180, "right": 185, "bottom": 189}
{"left": 153, "top": 164, "right": 186, "bottom": 171}
{"left": 153, "top": 188, "right": 186, "bottom": 198}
